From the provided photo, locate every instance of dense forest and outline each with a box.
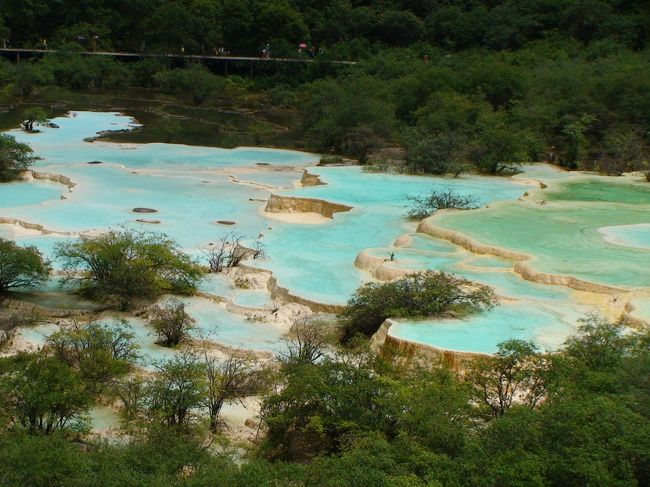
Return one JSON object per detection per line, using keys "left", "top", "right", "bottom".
{"left": 2, "top": 2, "right": 650, "bottom": 486}
{"left": 1, "top": 311, "right": 650, "bottom": 487}
{"left": 1, "top": 0, "right": 649, "bottom": 174}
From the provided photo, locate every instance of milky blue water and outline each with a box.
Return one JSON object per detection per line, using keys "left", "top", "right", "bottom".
{"left": 2, "top": 111, "right": 626, "bottom": 354}
{"left": 0, "top": 180, "right": 64, "bottom": 207}
{"left": 389, "top": 302, "right": 578, "bottom": 354}
{"left": 599, "top": 223, "right": 650, "bottom": 250}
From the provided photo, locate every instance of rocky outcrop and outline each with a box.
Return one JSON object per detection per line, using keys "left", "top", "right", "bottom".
{"left": 27, "top": 170, "right": 76, "bottom": 190}
{"left": 265, "top": 195, "right": 352, "bottom": 219}
{"left": 265, "top": 273, "right": 345, "bottom": 314}
{"left": 0, "top": 217, "right": 77, "bottom": 236}
{"left": 354, "top": 250, "right": 411, "bottom": 281}
{"left": 300, "top": 170, "right": 325, "bottom": 187}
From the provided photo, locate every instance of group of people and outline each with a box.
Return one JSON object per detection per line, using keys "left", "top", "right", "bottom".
{"left": 213, "top": 47, "right": 230, "bottom": 56}
{"left": 298, "top": 44, "right": 323, "bottom": 58}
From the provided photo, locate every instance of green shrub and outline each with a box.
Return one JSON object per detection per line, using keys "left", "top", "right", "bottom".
{"left": 55, "top": 229, "right": 203, "bottom": 309}
{"left": 0, "top": 237, "right": 51, "bottom": 291}
{"left": 339, "top": 270, "right": 497, "bottom": 341}
{"left": 0, "top": 135, "right": 37, "bottom": 182}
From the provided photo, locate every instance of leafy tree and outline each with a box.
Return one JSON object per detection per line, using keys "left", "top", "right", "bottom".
{"left": 47, "top": 319, "right": 139, "bottom": 391}
{"left": 561, "top": 113, "right": 596, "bottom": 167}
{"left": 466, "top": 340, "right": 549, "bottom": 420}
{"left": 0, "top": 353, "right": 91, "bottom": 434}
{"left": 148, "top": 299, "right": 195, "bottom": 347}
{"left": 154, "top": 64, "right": 224, "bottom": 104}
{"left": 0, "top": 238, "right": 51, "bottom": 292}
{"left": 200, "top": 349, "right": 261, "bottom": 433}
{"left": 0, "top": 433, "right": 93, "bottom": 487}
{"left": 304, "top": 76, "right": 394, "bottom": 157}
{"left": 0, "top": 15, "right": 9, "bottom": 43}
{"left": 277, "top": 322, "right": 329, "bottom": 368}
{"left": 374, "top": 10, "right": 424, "bottom": 46}
{"left": 261, "top": 356, "right": 401, "bottom": 459}
{"left": 397, "top": 367, "right": 471, "bottom": 456}
{"left": 143, "top": 353, "right": 206, "bottom": 428}
{"left": 21, "top": 107, "right": 48, "bottom": 132}
{"left": 0, "top": 135, "right": 37, "bottom": 182}
{"left": 55, "top": 229, "right": 203, "bottom": 309}
{"left": 11, "top": 62, "right": 53, "bottom": 97}
{"left": 339, "top": 270, "right": 497, "bottom": 340}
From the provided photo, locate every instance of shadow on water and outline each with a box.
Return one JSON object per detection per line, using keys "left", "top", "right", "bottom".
{"left": 0, "top": 88, "right": 307, "bottom": 149}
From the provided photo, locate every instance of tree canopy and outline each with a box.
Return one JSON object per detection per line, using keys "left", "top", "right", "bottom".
{"left": 0, "top": 134, "right": 36, "bottom": 182}
{"left": 55, "top": 229, "right": 204, "bottom": 309}
{"left": 0, "top": 238, "right": 51, "bottom": 292}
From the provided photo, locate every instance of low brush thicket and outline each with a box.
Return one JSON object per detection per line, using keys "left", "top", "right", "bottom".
{"left": 339, "top": 270, "right": 497, "bottom": 341}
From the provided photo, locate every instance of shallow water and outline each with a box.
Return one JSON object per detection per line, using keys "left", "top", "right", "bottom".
{"left": 3, "top": 111, "right": 647, "bottom": 354}
{"left": 389, "top": 302, "right": 578, "bottom": 354}
{"left": 0, "top": 179, "right": 64, "bottom": 208}
{"left": 435, "top": 200, "right": 650, "bottom": 288}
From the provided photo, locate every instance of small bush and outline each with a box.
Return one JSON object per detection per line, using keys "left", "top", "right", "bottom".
{"left": 406, "top": 188, "right": 479, "bottom": 220}
{"left": 55, "top": 229, "right": 203, "bottom": 309}
{"left": 319, "top": 155, "right": 343, "bottom": 165}
{"left": 149, "top": 300, "right": 195, "bottom": 347}
{"left": 339, "top": 270, "right": 497, "bottom": 341}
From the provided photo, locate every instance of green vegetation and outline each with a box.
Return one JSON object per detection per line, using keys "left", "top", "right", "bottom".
{"left": 148, "top": 299, "right": 195, "bottom": 347}
{"left": 0, "top": 1, "right": 648, "bottom": 174}
{"left": 0, "top": 352, "right": 92, "bottom": 434}
{"left": 339, "top": 270, "right": 497, "bottom": 341}
{"left": 0, "top": 238, "right": 51, "bottom": 292}
{"left": 55, "top": 229, "right": 204, "bottom": 309}
{"left": 0, "top": 317, "right": 647, "bottom": 485}
{"left": 20, "top": 107, "right": 48, "bottom": 132}
{"left": 46, "top": 319, "right": 139, "bottom": 392}
{"left": 406, "top": 188, "right": 480, "bottom": 220}
{"left": 0, "top": 134, "right": 36, "bottom": 181}
{"left": 1, "top": 2, "right": 650, "bottom": 485}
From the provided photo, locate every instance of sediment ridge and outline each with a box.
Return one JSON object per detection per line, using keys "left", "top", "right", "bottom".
{"left": 371, "top": 319, "right": 487, "bottom": 371}
{"left": 265, "top": 272, "right": 345, "bottom": 314}
{"left": 265, "top": 194, "right": 352, "bottom": 219}
{"left": 416, "top": 217, "right": 632, "bottom": 295}
{"left": 0, "top": 216, "right": 79, "bottom": 236}
{"left": 27, "top": 170, "right": 77, "bottom": 190}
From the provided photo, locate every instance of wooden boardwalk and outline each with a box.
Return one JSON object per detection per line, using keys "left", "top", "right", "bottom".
{"left": 0, "top": 48, "right": 357, "bottom": 66}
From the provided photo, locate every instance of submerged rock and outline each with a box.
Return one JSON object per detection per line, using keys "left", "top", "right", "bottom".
{"left": 136, "top": 219, "right": 161, "bottom": 224}
{"left": 87, "top": 161, "right": 103, "bottom": 165}
{"left": 132, "top": 207, "right": 158, "bottom": 213}
{"left": 216, "top": 220, "right": 236, "bottom": 225}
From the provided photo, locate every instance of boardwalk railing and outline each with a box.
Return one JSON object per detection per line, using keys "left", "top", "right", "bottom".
{"left": 0, "top": 48, "right": 357, "bottom": 65}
